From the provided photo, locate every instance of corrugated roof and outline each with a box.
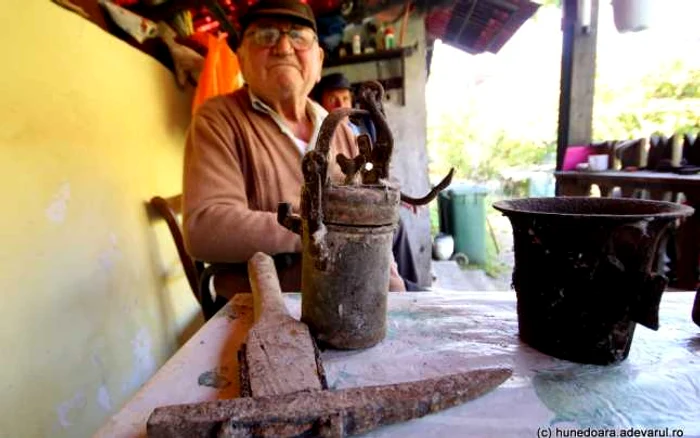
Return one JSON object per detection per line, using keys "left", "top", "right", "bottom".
{"left": 426, "top": 0, "right": 540, "bottom": 54}
{"left": 119, "top": 0, "right": 538, "bottom": 56}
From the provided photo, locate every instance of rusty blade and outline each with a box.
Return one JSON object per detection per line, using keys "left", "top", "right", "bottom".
{"left": 147, "top": 367, "right": 512, "bottom": 438}
{"left": 400, "top": 168, "right": 455, "bottom": 206}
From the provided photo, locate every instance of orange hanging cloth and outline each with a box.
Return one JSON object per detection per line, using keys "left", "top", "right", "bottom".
{"left": 191, "top": 32, "right": 244, "bottom": 114}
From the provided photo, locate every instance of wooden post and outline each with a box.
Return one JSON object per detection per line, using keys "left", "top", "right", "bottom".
{"left": 399, "top": 0, "right": 411, "bottom": 47}
{"left": 556, "top": 0, "right": 600, "bottom": 187}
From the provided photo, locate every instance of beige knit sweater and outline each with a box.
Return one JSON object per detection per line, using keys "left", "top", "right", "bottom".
{"left": 183, "top": 88, "right": 358, "bottom": 264}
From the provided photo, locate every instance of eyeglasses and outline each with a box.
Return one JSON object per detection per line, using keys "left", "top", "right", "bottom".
{"left": 244, "top": 27, "right": 317, "bottom": 51}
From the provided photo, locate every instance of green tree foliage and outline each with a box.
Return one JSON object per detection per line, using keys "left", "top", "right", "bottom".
{"left": 648, "top": 63, "right": 700, "bottom": 99}
{"left": 594, "top": 61, "right": 700, "bottom": 139}
{"left": 428, "top": 6, "right": 698, "bottom": 182}
{"left": 429, "top": 58, "right": 698, "bottom": 182}
{"left": 428, "top": 113, "right": 556, "bottom": 182}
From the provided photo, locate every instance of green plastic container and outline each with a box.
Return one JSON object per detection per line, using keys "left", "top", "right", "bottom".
{"left": 437, "top": 191, "right": 452, "bottom": 235}
{"left": 444, "top": 185, "right": 489, "bottom": 265}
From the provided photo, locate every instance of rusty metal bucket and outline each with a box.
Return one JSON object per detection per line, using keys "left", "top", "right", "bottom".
{"left": 276, "top": 83, "right": 399, "bottom": 350}
{"left": 278, "top": 82, "right": 453, "bottom": 350}
{"left": 298, "top": 185, "right": 399, "bottom": 350}
{"left": 493, "top": 196, "right": 694, "bottom": 364}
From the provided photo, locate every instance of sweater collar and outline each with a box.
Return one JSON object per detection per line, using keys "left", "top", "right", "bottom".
{"left": 247, "top": 88, "right": 328, "bottom": 153}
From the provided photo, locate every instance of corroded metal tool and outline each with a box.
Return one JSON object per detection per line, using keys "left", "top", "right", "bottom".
{"left": 278, "top": 81, "right": 454, "bottom": 350}
{"left": 147, "top": 367, "right": 512, "bottom": 437}
{"left": 146, "top": 252, "right": 512, "bottom": 437}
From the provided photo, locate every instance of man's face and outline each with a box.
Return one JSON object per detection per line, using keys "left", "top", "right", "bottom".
{"left": 320, "top": 88, "right": 353, "bottom": 112}
{"left": 237, "top": 18, "right": 324, "bottom": 101}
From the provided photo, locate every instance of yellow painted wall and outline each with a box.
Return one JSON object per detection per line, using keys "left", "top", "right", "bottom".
{"left": 0, "top": 1, "right": 202, "bottom": 436}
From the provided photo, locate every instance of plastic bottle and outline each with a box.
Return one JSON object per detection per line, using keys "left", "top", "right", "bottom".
{"left": 352, "top": 34, "right": 362, "bottom": 55}
{"left": 375, "top": 22, "right": 386, "bottom": 50}
{"left": 384, "top": 26, "right": 395, "bottom": 49}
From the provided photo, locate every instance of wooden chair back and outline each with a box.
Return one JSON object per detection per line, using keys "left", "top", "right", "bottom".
{"left": 149, "top": 194, "right": 208, "bottom": 314}
{"left": 149, "top": 194, "right": 303, "bottom": 319}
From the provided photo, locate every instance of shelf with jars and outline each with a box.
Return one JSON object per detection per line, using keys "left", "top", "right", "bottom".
{"left": 323, "top": 45, "right": 415, "bottom": 68}
{"left": 323, "top": 43, "right": 416, "bottom": 106}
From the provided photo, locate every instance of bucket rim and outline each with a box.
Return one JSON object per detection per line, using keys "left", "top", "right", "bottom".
{"left": 492, "top": 196, "right": 695, "bottom": 220}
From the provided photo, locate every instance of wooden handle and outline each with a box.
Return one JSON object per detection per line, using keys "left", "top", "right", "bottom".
{"left": 248, "top": 252, "right": 288, "bottom": 323}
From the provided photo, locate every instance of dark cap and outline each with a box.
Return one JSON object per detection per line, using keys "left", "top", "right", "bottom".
{"left": 239, "top": 0, "right": 317, "bottom": 34}
{"left": 312, "top": 73, "right": 352, "bottom": 101}
{"left": 319, "top": 72, "right": 352, "bottom": 91}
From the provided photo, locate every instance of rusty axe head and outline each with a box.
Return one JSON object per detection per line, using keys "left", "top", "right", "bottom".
{"left": 147, "top": 367, "right": 512, "bottom": 437}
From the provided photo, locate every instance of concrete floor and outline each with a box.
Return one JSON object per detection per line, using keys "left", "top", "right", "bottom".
{"left": 430, "top": 260, "right": 510, "bottom": 291}
{"left": 429, "top": 213, "right": 515, "bottom": 292}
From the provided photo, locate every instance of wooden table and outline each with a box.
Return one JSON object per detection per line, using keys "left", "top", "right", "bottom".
{"left": 555, "top": 170, "right": 700, "bottom": 289}
{"left": 554, "top": 170, "right": 700, "bottom": 199}
{"left": 95, "top": 290, "right": 700, "bottom": 438}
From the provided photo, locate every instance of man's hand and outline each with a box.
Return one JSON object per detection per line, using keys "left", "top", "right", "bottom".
{"left": 389, "top": 259, "right": 406, "bottom": 292}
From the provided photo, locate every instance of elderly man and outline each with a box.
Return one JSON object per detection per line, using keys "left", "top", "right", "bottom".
{"left": 183, "top": 0, "right": 406, "bottom": 299}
